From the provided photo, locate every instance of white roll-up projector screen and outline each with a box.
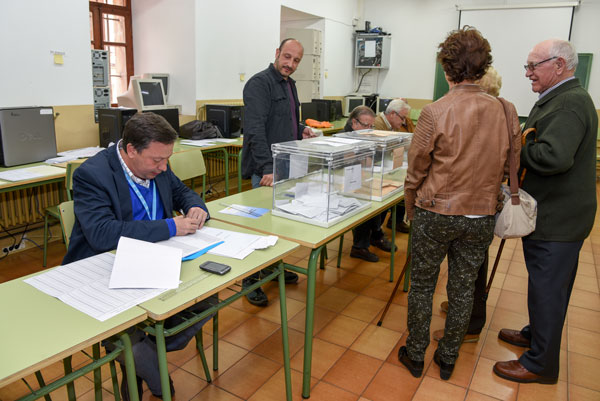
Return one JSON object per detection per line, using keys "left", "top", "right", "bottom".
{"left": 459, "top": 6, "right": 574, "bottom": 116}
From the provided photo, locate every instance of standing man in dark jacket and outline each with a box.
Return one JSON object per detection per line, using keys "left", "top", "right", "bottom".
{"left": 494, "top": 39, "right": 597, "bottom": 384}
{"left": 241, "top": 38, "right": 315, "bottom": 305}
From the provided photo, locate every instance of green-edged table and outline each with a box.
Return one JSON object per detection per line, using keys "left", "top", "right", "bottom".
{"left": 206, "top": 186, "right": 404, "bottom": 398}
{"left": 138, "top": 219, "right": 299, "bottom": 401}
{"left": 0, "top": 273, "right": 146, "bottom": 401}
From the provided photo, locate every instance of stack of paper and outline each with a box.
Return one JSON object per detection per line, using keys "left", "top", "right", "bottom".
{"left": 276, "top": 192, "right": 363, "bottom": 222}
{"left": 200, "top": 226, "right": 278, "bottom": 259}
{"left": 0, "top": 165, "right": 66, "bottom": 182}
{"left": 24, "top": 251, "right": 167, "bottom": 321}
{"left": 156, "top": 230, "right": 224, "bottom": 260}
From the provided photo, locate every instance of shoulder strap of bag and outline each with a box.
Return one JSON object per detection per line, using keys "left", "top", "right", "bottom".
{"left": 497, "top": 97, "right": 520, "bottom": 206}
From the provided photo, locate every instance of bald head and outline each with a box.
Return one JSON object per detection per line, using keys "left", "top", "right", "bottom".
{"left": 274, "top": 39, "right": 304, "bottom": 79}
{"left": 525, "top": 39, "right": 577, "bottom": 94}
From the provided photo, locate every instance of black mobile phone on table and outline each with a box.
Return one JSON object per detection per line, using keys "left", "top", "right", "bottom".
{"left": 199, "top": 261, "right": 231, "bottom": 275}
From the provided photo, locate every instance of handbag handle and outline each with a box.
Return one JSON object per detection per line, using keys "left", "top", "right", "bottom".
{"left": 498, "top": 98, "right": 520, "bottom": 206}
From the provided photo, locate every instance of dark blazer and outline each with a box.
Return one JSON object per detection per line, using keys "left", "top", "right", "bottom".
{"left": 241, "top": 63, "right": 303, "bottom": 178}
{"left": 63, "top": 145, "right": 208, "bottom": 264}
{"left": 521, "top": 78, "right": 598, "bottom": 241}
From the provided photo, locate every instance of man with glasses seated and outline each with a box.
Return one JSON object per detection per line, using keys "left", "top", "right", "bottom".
{"left": 374, "top": 98, "right": 415, "bottom": 233}
{"left": 343, "top": 106, "right": 394, "bottom": 262}
{"left": 374, "top": 98, "right": 415, "bottom": 133}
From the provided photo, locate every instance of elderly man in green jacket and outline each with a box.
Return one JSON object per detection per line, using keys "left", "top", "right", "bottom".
{"left": 494, "top": 39, "right": 598, "bottom": 384}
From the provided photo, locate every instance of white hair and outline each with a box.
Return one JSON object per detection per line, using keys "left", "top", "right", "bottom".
{"left": 548, "top": 39, "right": 578, "bottom": 71}
{"left": 385, "top": 99, "right": 410, "bottom": 114}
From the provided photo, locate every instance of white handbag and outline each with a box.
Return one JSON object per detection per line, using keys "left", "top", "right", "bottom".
{"left": 493, "top": 99, "right": 537, "bottom": 239}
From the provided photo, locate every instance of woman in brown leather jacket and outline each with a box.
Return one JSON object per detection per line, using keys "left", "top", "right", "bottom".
{"left": 397, "top": 27, "right": 521, "bottom": 381}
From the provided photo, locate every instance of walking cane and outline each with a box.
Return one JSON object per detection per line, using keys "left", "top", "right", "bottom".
{"left": 484, "top": 128, "right": 535, "bottom": 300}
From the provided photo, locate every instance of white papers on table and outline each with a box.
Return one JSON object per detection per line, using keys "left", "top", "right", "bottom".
{"left": 156, "top": 230, "right": 223, "bottom": 258}
{"left": 218, "top": 203, "right": 269, "bottom": 218}
{"left": 212, "top": 138, "right": 238, "bottom": 143}
{"left": 200, "top": 226, "right": 278, "bottom": 259}
{"left": 0, "top": 165, "right": 66, "bottom": 182}
{"left": 57, "top": 146, "right": 103, "bottom": 158}
{"left": 180, "top": 139, "right": 217, "bottom": 147}
{"left": 24, "top": 252, "right": 166, "bottom": 321}
{"left": 109, "top": 237, "right": 182, "bottom": 289}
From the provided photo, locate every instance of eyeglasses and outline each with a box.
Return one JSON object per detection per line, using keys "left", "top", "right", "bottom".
{"left": 393, "top": 112, "right": 407, "bottom": 122}
{"left": 355, "top": 118, "right": 374, "bottom": 129}
{"left": 524, "top": 56, "right": 557, "bottom": 72}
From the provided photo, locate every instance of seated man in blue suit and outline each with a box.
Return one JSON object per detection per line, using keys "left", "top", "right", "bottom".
{"left": 64, "top": 112, "right": 211, "bottom": 400}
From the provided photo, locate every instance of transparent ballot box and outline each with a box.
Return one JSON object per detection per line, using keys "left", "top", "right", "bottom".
{"left": 334, "top": 130, "right": 412, "bottom": 201}
{"left": 271, "top": 136, "right": 376, "bottom": 228}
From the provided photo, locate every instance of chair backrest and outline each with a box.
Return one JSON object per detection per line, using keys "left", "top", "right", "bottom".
{"left": 65, "top": 160, "right": 85, "bottom": 201}
{"left": 168, "top": 149, "right": 206, "bottom": 181}
{"left": 58, "top": 200, "right": 75, "bottom": 248}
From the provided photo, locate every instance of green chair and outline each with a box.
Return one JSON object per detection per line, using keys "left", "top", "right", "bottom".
{"left": 409, "top": 108, "right": 422, "bottom": 125}
{"left": 43, "top": 160, "right": 84, "bottom": 266}
{"left": 58, "top": 201, "right": 75, "bottom": 249}
{"left": 169, "top": 149, "right": 207, "bottom": 200}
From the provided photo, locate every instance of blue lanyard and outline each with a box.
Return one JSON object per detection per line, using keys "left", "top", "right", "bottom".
{"left": 123, "top": 172, "right": 157, "bottom": 220}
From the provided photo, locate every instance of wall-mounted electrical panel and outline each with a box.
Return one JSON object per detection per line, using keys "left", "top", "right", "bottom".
{"left": 355, "top": 34, "right": 391, "bottom": 69}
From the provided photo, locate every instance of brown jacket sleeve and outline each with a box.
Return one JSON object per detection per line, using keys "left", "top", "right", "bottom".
{"left": 404, "top": 105, "right": 435, "bottom": 220}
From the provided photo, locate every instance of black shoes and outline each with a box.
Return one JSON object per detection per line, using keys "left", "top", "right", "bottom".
{"left": 398, "top": 346, "right": 424, "bottom": 378}
{"left": 246, "top": 287, "right": 269, "bottom": 306}
{"left": 350, "top": 246, "right": 379, "bottom": 262}
{"left": 271, "top": 270, "right": 299, "bottom": 284}
{"left": 370, "top": 236, "right": 394, "bottom": 252}
{"left": 433, "top": 349, "right": 455, "bottom": 380}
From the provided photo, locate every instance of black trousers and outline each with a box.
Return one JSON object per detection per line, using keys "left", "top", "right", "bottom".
{"left": 518, "top": 238, "right": 582, "bottom": 378}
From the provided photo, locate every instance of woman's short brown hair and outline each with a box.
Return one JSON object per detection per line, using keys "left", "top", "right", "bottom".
{"left": 437, "top": 26, "right": 492, "bottom": 84}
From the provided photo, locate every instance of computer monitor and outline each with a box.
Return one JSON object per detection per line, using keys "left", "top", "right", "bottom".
{"left": 117, "top": 78, "right": 167, "bottom": 111}
{"left": 343, "top": 96, "right": 365, "bottom": 116}
{"left": 141, "top": 73, "right": 170, "bottom": 101}
{"left": 377, "top": 98, "right": 394, "bottom": 114}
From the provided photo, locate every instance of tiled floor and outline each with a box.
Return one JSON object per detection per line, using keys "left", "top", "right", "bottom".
{"left": 2, "top": 195, "right": 600, "bottom": 400}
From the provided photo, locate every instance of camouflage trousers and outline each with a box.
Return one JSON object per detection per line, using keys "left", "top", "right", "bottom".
{"left": 406, "top": 208, "right": 494, "bottom": 364}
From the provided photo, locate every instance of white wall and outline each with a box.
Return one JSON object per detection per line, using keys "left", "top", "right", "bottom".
{"left": 363, "top": 0, "right": 458, "bottom": 99}
{"left": 132, "top": 0, "right": 197, "bottom": 115}
{"left": 363, "top": 0, "right": 600, "bottom": 109}
{"left": 0, "top": 0, "right": 92, "bottom": 107}
{"left": 195, "top": 0, "right": 281, "bottom": 101}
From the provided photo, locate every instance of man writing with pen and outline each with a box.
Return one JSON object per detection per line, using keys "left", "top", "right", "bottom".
{"left": 64, "top": 112, "right": 212, "bottom": 400}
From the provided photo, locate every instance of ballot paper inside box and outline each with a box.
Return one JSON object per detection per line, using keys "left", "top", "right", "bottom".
{"left": 271, "top": 136, "right": 376, "bottom": 228}
{"left": 334, "top": 130, "right": 412, "bottom": 201}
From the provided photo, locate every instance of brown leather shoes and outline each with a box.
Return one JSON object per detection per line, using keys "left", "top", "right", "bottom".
{"left": 432, "top": 329, "right": 479, "bottom": 343}
{"left": 498, "top": 328, "right": 531, "bottom": 348}
{"left": 493, "top": 360, "right": 557, "bottom": 384}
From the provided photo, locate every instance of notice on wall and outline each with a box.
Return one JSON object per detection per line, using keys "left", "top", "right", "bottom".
{"left": 365, "top": 40, "right": 376, "bottom": 57}
{"left": 343, "top": 164, "right": 362, "bottom": 192}
{"left": 289, "top": 154, "right": 309, "bottom": 179}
